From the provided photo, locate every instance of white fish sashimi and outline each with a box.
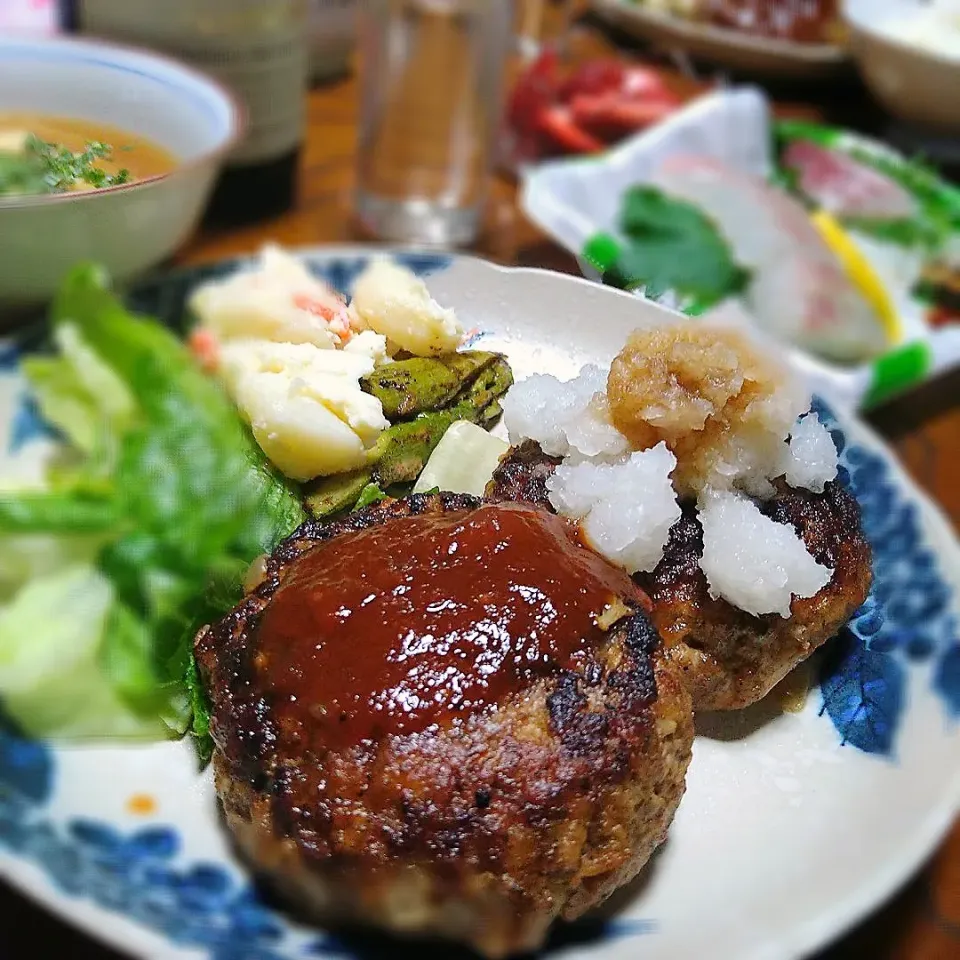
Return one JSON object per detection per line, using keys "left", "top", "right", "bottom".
{"left": 781, "top": 140, "right": 918, "bottom": 221}
{"left": 649, "top": 155, "right": 888, "bottom": 363}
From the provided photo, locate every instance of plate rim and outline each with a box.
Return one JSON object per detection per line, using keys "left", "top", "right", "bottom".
{"left": 1, "top": 245, "right": 958, "bottom": 960}
{"left": 588, "top": 0, "right": 849, "bottom": 75}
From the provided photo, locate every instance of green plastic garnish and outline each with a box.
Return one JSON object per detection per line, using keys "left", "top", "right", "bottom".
{"left": 865, "top": 341, "right": 932, "bottom": 408}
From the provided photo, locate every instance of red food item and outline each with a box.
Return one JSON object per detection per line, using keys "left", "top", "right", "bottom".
{"left": 621, "top": 66, "right": 675, "bottom": 100}
{"left": 782, "top": 140, "right": 917, "bottom": 221}
{"left": 506, "top": 49, "right": 560, "bottom": 133}
{"left": 557, "top": 59, "right": 627, "bottom": 101}
{"left": 570, "top": 92, "right": 682, "bottom": 140}
{"left": 292, "top": 292, "right": 337, "bottom": 321}
{"left": 929, "top": 305, "right": 959, "bottom": 329}
{"left": 505, "top": 50, "right": 562, "bottom": 162}
{"left": 188, "top": 328, "right": 220, "bottom": 373}
{"left": 506, "top": 54, "right": 682, "bottom": 161}
{"left": 538, "top": 105, "right": 605, "bottom": 154}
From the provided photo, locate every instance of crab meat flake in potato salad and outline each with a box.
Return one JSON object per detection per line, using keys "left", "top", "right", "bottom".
{"left": 188, "top": 247, "right": 465, "bottom": 481}
{"left": 189, "top": 245, "right": 356, "bottom": 351}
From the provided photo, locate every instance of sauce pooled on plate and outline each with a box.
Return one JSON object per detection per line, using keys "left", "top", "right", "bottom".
{"left": 254, "top": 501, "right": 641, "bottom": 748}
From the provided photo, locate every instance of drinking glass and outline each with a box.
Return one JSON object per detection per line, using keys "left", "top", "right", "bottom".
{"left": 354, "top": 0, "right": 514, "bottom": 246}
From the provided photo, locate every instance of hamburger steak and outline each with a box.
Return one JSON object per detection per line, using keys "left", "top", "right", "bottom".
{"left": 488, "top": 441, "right": 872, "bottom": 711}
{"left": 195, "top": 492, "right": 694, "bottom": 958}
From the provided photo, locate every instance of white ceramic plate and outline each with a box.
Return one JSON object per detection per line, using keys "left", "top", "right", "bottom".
{"left": 1, "top": 248, "right": 959, "bottom": 960}
{"left": 588, "top": 0, "right": 849, "bottom": 79}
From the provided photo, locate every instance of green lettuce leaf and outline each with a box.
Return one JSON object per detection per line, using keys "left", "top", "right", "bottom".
{"left": 0, "top": 264, "right": 307, "bottom": 741}
{"left": 185, "top": 653, "right": 213, "bottom": 765}
{"left": 0, "top": 492, "right": 121, "bottom": 533}
{"left": 354, "top": 482, "right": 388, "bottom": 510}
{"left": 0, "top": 566, "right": 165, "bottom": 739}
{"left": 22, "top": 322, "right": 135, "bottom": 460}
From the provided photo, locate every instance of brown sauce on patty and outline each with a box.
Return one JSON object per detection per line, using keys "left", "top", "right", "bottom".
{"left": 254, "top": 502, "right": 642, "bottom": 749}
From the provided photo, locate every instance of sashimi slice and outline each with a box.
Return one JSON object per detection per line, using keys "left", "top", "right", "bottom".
{"left": 782, "top": 140, "right": 918, "bottom": 221}
{"left": 649, "top": 155, "right": 889, "bottom": 363}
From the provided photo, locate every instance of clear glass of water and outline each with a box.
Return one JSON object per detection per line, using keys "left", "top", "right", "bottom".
{"left": 354, "top": 0, "right": 514, "bottom": 246}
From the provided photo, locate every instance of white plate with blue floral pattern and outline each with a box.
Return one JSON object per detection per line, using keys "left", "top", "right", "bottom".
{"left": 1, "top": 248, "right": 959, "bottom": 960}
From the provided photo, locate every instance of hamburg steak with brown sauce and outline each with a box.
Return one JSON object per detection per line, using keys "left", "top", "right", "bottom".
{"left": 487, "top": 441, "right": 871, "bottom": 711}
{"left": 195, "top": 492, "right": 693, "bottom": 958}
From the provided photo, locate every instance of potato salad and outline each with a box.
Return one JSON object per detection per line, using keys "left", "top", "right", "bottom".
{"left": 188, "top": 247, "right": 465, "bottom": 481}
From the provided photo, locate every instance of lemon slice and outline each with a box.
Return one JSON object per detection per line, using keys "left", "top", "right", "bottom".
{"left": 810, "top": 210, "right": 902, "bottom": 344}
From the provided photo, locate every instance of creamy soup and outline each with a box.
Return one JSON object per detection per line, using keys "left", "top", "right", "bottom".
{"left": 0, "top": 113, "right": 177, "bottom": 197}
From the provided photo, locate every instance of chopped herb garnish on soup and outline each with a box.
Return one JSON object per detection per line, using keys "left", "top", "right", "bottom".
{"left": 0, "top": 133, "right": 130, "bottom": 197}
{"left": 0, "top": 113, "right": 176, "bottom": 197}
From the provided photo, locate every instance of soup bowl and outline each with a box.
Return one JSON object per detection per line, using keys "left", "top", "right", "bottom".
{"left": 0, "top": 35, "right": 242, "bottom": 308}
{"left": 844, "top": 0, "right": 960, "bottom": 130}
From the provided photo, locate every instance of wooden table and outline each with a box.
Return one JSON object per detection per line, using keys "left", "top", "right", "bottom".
{"left": 3, "top": 9, "right": 959, "bottom": 960}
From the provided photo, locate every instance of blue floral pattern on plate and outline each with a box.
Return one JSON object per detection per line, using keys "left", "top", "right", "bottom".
{"left": 8, "top": 391, "right": 59, "bottom": 453}
{"left": 812, "top": 398, "right": 960, "bottom": 755}
{"left": 1, "top": 254, "right": 958, "bottom": 958}
{"left": 0, "top": 717, "right": 651, "bottom": 959}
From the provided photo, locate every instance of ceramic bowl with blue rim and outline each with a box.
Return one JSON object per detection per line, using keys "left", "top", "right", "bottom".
{"left": 0, "top": 35, "right": 242, "bottom": 306}
{"left": 1, "top": 248, "right": 958, "bottom": 960}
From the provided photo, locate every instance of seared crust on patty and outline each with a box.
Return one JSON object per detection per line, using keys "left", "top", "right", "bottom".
{"left": 486, "top": 443, "right": 872, "bottom": 711}
{"left": 637, "top": 479, "right": 871, "bottom": 709}
{"left": 486, "top": 439, "right": 561, "bottom": 510}
{"left": 196, "top": 492, "right": 693, "bottom": 958}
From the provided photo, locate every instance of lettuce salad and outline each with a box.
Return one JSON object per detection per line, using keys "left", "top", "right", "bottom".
{"left": 0, "top": 265, "right": 305, "bottom": 742}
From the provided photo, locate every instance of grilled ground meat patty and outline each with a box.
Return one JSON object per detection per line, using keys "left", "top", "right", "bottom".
{"left": 485, "top": 439, "right": 562, "bottom": 508}
{"left": 196, "top": 492, "right": 693, "bottom": 958}
{"left": 487, "top": 442, "right": 872, "bottom": 711}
